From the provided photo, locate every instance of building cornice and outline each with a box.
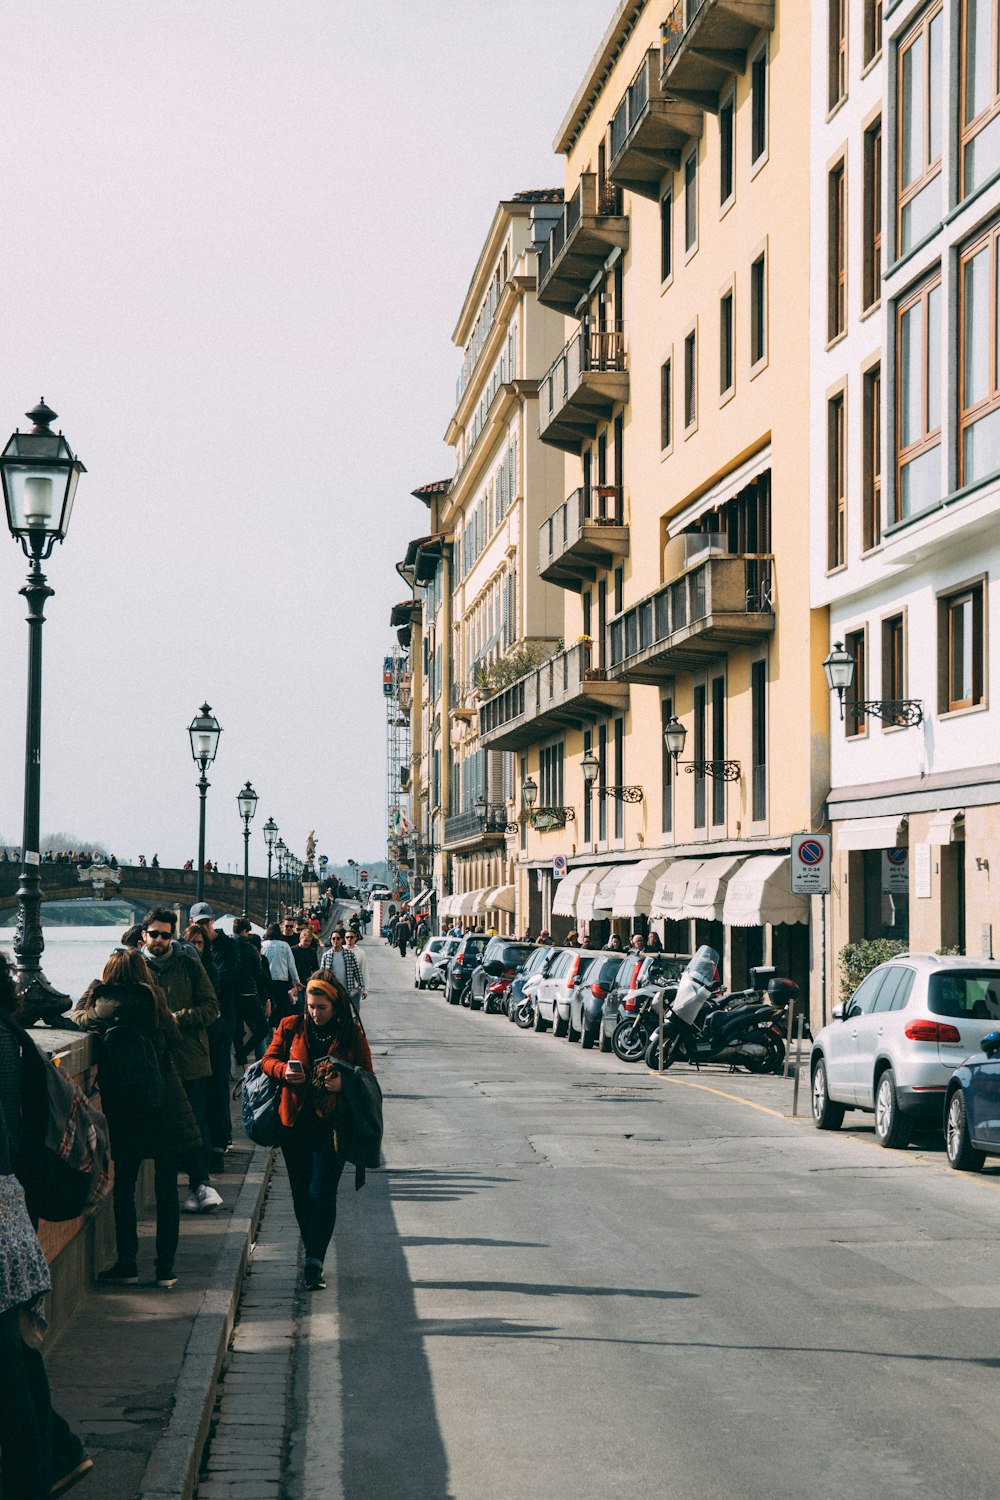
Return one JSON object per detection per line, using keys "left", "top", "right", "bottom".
{"left": 554, "top": 1, "right": 647, "bottom": 156}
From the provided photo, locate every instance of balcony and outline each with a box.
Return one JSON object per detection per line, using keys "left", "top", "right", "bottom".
{"left": 478, "top": 642, "right": 628, "bottom": 752}
{"left": 536, "top": 173, "right": 629, "bottom": 316}
{"left": 661, "top": 1, "right": 775, "bottom": 109}
{"left": 538, "top": 486, "right": 629, "bottom": 591}
{"left": 538, "top": 323, "right": 629, "bottom": 453}
{"left": 443, "top": 808, "right": 508, "bottom": 848}
{"left": 608, "top": 48, "right": 704, "bottom": 199}
{"left": 608, "top": 547, "right": 775, "bottom": 684}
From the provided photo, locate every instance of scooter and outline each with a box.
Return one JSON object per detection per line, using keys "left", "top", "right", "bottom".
{"left": 611, "top": 981, "right": 682, "bottom": 1062}
{"left": 642, "top": 950, "right": 795, "bottom": 1074}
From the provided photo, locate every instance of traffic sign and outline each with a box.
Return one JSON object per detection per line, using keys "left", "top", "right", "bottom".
{"left": 553, "top": 854, "right": 567, "bottom": 880}
{"left": 360, "top": 869, "right": 369, "bottom": 882}
{"left": 318, "top": 855, "right": 329, "bottom": 868}
{"left": 790, "top": 833, "right": 831, "bottom": 895}
{"left": 882, "top": 848, "right": 908, "bottom": 894}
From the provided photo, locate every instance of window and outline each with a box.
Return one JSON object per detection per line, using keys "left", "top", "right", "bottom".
{"left": 882, "top": 614, "right": 906, "bottom": 700}
{"left": 720, "top": 90, "right": 735, "bottom": 204}
{"left": 962, "top": 0, "right": 1000, "bottom": 197}
{"left": 898, "top": 4, "right": 943, "bottom": 254}
{"left": 684, "top": 329, "right": 697, "bottom": 430}
{"left": 614, "top": 717, "right": 625, "bottom": 839}
{"left": 693, "top": 684, "right": 707, "bottom": 828}
{"left": 720, "top": 290, "right": 734, "bottom": 396}
{"left": 939, "top": 582, "right": 985, "bottom": 711}
{"left": 661, "top": 696, "right": 674, "bottom": 835}
{"left": 864, "top": 0, "right": 883, "bottom": 66}
{"left": 660, "top": 358, "right": 673, "bottom": 449}
{"left": 828, "top": 390, "right": 846, "bottom": 569}
{"left": 660, "top": 187, "right": 673, "bottom": 281}
{"left": 539, "top": 741, "right": 565, "bottom": 808}
{"left": 751, "top": 660, "right": 766, "bottom": 822}
{"left": 519, "top": 755, "right": 527, "bottom": 850}
{"left": 614, "top": 564, "right": 624, "bottom": 616}
{"left": 863, "top": 119, "right": 882, "bottom": 309}
{"left": 829, "top": 0, "right": 847, "bottom": 109}
{"left": 863, "top": 363, "right": 882, "bottom": 550}
{"left": 960, "top": 222, "right": 1000, "bottom": 485}
{"left": 896, "top": 273, "right": 941, "bottom": 520}
{"left": 750, "top": 251, "right": 767, "bottom": 367}
{"left": 828, "top": 159, "right": 847, "bottom": 340}
{"left": 583, "top": 729, "right": 593, "bottom": 843}
{"left": 598, "top": 723, "right": 608, "bottom": 841}
{"left": 684, "top": 149, "right": 698, "bottom": 253}
{"left": 751, "top": 45, "right": 768, "bottom": 163}
{"left": 711, "top": 676, "right": 725, "bottom": 826}
{"left": 845, "top": 628, "right": 867, "bottom": 735}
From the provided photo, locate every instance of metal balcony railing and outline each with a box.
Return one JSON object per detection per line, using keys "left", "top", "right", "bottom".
{"left": 609, "top": 554, "right": 774, "bottom": 673}
{"left": 539, "top": 323, "right": 627, "bottom": 432}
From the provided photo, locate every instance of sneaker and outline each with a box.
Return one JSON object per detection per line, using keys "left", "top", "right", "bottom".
{"left": 155, "top": 1265, "right": 177, "bottom": 1289}
{"left": 303, "top": 1262, "right": 326, "bottom": 1291}
{"left": 181, "top": 1189, "right": 200, "bottom": 1213}
{"left": 96, "top": 1262, "right": 138, "bottom": 1285}
{"left": 196, "top": 1184, "right": 223, "bottom": 1211}
{"left": 50, "top": 1453, "right": 94, "bottom": 1495}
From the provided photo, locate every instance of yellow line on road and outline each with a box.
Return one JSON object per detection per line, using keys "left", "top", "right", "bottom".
{"left": 658, "top": 1075, "right": 788, "bottom": 1119}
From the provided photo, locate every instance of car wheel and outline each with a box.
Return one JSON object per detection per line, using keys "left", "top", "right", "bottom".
{"left": 598, "top": 1020, "right": 613, "bottom": 1054}
{"left": 446, "top": 985, "right": 459, "bottom": 1006}
{"left": 566, "top": 1011, "right": 581, "bottom": 1043}
{"left": 810, "top": 1057, "right": 845, "bottom": 1131}
{"left": 533, "top": 1006, "right": 549, "bottom": 1033}
{"left": 581, "top": 1023, "right": 596, "bottom": 1050}
{"left": 945, "top": 1089, "right": 986, "bottom": 1173}
{"left": 553, "top": 1011, "right": 569, "bottom": 1039}
{"left": 873, "top": 1068, "right": 910, "bottom": 1149}
{"left": 460, "top": 986, "right": 471, "bottom": 1008}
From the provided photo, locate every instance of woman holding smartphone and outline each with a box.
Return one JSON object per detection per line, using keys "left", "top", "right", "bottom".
{"left": 261, "top": 974, "right": 374, "bottom": 1290}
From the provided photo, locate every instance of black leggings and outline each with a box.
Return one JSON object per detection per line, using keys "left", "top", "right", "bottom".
{"left": 279, "top": 1119, "right": 346, "bottom": 1266}
{"left": 0, "top": 1306, "right": 51, "bottom": 1499}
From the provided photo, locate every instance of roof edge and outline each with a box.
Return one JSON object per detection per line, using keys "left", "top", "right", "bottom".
{"left": 553, "top": 0, "right": 647, "bottom": 156}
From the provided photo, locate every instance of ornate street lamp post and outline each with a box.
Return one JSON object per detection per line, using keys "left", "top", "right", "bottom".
{"left": 275, "top": 839, "right": 287, "bottom": 916}
{"left": 237, "top": 781, "right": 258, "bottom": 918}
{"left": 188, "top": 704, "right": 222, "bottom": 901}
{"left": 0, "top": 401, "right": 85, "bottom": 1024}
{"left": 263, "top": 817, "right": 278, "bottom": 924}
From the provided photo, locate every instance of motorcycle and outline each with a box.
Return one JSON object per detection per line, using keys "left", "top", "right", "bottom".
{"left": 611, "top": 980, "right": 683, "bottom": 1062}
{"left": 642, "top": 948, "right": 796, "bottom": 1074}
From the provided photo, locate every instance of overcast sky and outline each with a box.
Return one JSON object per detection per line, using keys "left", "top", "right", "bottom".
{"left": 0, "top": 0, "right": 612, "bottom": 875}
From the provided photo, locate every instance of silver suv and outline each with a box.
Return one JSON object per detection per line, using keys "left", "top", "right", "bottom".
{"left": 810, "top": 953, "right": 1000, "bottom": 1148}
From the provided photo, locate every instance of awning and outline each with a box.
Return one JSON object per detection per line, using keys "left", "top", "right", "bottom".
{"left": 455, "top": 889, "right": 483, "bottom": 916}
{"left": 552, "top": 865, "right": 597, "bottom": 918}
{"left": 484, "top": 884, "right": 516, "bottom": 913}
{"left": 675, "top": 854, "right": 744, "bottom": 920}
{"left": 472, "top": 888, "right": 499, "bottom": 915}
{"left": 649, "top": 860, "right": 706, "bottom": 919}
{"left": 722, "top": 855, "right": 809, "bottom": 927}
{"left": 612, "top": 858, "right": 672, "bottom": 918}
{"left": 667, "top": 442, "right": 772, "bottom": 537}
{"left": 576, "top": 866, "right": 626, "bottom": 924}
{"left": 411, "top": 886, "right": 434, "bottom": 909}
{"left": 835, "top": 816, "right": 908, "bottom": 851}
{"left": 927, "top": 810, "right": 965, "bottom": 846}
{"left": 437, "top": 896, "right": 453, "bottom": 918}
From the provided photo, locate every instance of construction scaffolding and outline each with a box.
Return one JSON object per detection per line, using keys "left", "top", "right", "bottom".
{"left": 383, "top": 647, "right": 411, "bottom": 892}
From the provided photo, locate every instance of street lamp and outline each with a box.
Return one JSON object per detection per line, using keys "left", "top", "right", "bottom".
{"left": 275, "top": 838, "right": 287, "bottom": 916}
{"left": 661, "top": 715, "right": 740, "bottom": 782}
{"left": 0, "top": 400, "right": 86, "bottom": 1024}
{"left": 188, "top": 703, "right": 222, "bottom": 900}
{"left": 822, "top": 640, "right": 924, "bottom": 726}
{"left": 237, "top": 781, "right": 258, "bottom": 918}
{"left": 521, "top": 775, "right": 538, "bottom": 810}
{"left": 263, "top": 817, "right": 278, "bottom": 924}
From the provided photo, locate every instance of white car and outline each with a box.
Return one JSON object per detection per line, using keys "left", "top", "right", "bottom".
{"left": 810, "top": 953, "right": 1000, "bottom": 1147}
{"left": 414, "top": 937, "right": 458, "bottom": 990}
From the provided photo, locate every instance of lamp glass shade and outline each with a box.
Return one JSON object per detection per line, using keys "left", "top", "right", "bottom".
{"left": 237, "top": 782, "right": 258, "bottom": 821}
{"left": 275, "top": 839, "right": 287, "bottom": 857}
{"left": 474, "top": 794, "right": 487, "bottom": 820}
{"left": 823, "top": 641, "right": 856, "bottom": 694}
{"left": 263, "top": 818, "right": 278, "bottom": 848}
{"left": 581, "top": 749, "right": 600, "bottom": 787}
{"left": 188, "top": 703, "right": 221, "bottom": 765}
{"left": 662, "top": 715, "right": 687, "bottom": 760}
{"left": 1, "top": 408, "right": 85, "bottom": 543}
{"left": 521, "top": 775, "right": 538, "bottom": 809}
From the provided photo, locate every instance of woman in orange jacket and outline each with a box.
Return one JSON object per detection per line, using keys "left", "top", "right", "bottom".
{"left": 261, "top": 974, "right": 374, "bottom": 1289}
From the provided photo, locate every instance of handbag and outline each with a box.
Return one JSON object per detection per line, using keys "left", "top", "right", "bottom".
{"left": 240, "top": 1059, "right": 281, "bottom": 1147}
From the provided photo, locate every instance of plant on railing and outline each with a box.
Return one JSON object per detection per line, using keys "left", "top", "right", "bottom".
{"left": 473, "top": 640, "right": 556, "bottom": 694}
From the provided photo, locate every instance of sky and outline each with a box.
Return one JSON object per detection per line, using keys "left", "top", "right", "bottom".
{"left": 0, "top": 0, "right": 614, "bottom": 876}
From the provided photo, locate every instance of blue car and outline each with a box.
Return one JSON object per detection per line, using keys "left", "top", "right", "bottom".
{"left": 944, "top": 1029, "right": 1000, "bottom": 1170}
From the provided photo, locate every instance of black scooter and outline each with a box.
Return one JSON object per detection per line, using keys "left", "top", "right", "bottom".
{"left": 642, "top": 948, "right": 794, "bottom": 1074}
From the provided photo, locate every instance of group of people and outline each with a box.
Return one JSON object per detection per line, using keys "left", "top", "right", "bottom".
{"left": 383, "top": 905, "right": 425, "bottom": 958}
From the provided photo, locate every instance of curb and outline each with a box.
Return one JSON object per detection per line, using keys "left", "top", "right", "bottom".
{"left": 137, "top": 1144, "right": 275, "bottom": 1500}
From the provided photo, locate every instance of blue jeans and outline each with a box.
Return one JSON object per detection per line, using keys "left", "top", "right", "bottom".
{"left": 279, "top": 1119, "right": 346, "bottom": 1265}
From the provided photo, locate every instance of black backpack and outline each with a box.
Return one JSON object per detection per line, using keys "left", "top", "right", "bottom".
{"left": 98, "top": 1024, "right": 166, "bottom": 1115}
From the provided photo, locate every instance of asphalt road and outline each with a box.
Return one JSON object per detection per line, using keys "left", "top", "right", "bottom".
{"left": 285, "top": 943, "right": 1000, "bottom": 1500}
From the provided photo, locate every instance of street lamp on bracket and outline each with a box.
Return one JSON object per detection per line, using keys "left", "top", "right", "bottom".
{"left": 822, "top": 640, "right": 924, "bottom": 727}
{"left": 519, "top": 774, "right": 575, "bottom": 831}
{"left": 580, "top": 748, "right": 645, "bottom": 800}
{"left": 661, "top": 717, "right": 740, "bottom": 782}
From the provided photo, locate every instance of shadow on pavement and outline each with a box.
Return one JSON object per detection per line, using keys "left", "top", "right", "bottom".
{"left": 400, "top": 1236, "right": 548, "bottom": 1249}
{"left": 386, "top": 1168, "right": 513, "bottom": 1203}
{"left": 414, "top": 1279, "right": 697, "bottom": 1300}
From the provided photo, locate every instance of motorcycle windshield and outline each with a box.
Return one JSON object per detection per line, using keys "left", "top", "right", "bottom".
{"left": 672, "top": 946, "right": 720, "bottom": 1025}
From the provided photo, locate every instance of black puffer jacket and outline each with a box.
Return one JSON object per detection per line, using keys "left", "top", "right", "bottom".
{"left": 74, "top": 980, "right": 202, "bottom": 1161}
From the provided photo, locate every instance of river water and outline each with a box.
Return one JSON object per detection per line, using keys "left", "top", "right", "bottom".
{"left": 0, "top": 928, "right": 128, "bottom": 1003}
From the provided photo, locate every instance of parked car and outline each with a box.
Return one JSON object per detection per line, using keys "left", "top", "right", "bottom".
{"left": 810, "top": 954, "right": 1000, "bottom": 1148}
{"left": 533, "top": 949, "right": 602, "bottom": 1035}
{"left": 944, "top": 1028, "right": 1000, "bottom": 1170}
{"left": 596, "top": 952, "right": 689, "bottom": 1052}
{"left": 445, "top": 933, "right": 490, "bottom": 1006}
{"left": 506, "top": 944, "right": 560, "bottom": 1025}
{"left": 469, "top": 938, "right": 534, "bottom": 1011}
{"left": 569, "top": 953, "right": 630, "bottom": 1049}
{"left": 414, "top": 936, "right": 459, "bottom": 990}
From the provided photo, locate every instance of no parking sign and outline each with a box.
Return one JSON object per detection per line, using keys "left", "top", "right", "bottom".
{"left": 790, "top": 833, "right": 831, "bottom": 895}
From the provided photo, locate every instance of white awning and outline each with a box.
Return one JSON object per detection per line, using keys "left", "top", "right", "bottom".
{"left": 675, "top": 855, "right": 744, "bottom": 920}
{"left": 927, "top": 810, "right": 965, "bottom": 846}
{"left": 552, "top": 864, "right": 597, "bottom": 918}
{"left": 472, "top": 889, "right": 494, "bottom": 915}
{"left": 437, "top": 896, "right": 455, "bottom": 918}
{"left": 649, "top": 859, "right": 706, "bottom": 919}
{"left": 411, "top": 887, "right": 434, "bottom": 909}
{"left": 722, "top": 855, "right": 809, "bottom": 927}
{"left": 576, "top": 866, "right": 626, "bottom": 924}
{"left": 483, "top": 884, "right": 516, "bottom": 913}
{"left": 611, "top": 859, "right": 672, "bottom": 918}
{"left": 835, "top": 816, "right": 908, "bottom": 851}
{"left": 666, "top": 443, "right": 772, "bottom": 537}
{"left": 455, "top": 889, "right": 483, "bottom": 916}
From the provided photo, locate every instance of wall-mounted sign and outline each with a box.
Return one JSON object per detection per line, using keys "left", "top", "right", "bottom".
{"left": 553, "top": 854, "right": 567, "bottom": 880}
{"left": 881, "top": 848, "right": 908, "bottom": 894}
{"left": 790, "top": 833, "right": 831, "bottom": 895}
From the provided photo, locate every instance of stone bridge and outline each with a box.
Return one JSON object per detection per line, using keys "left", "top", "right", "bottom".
{"left": 0, "top": 863, "right": 286, "bottom": 928}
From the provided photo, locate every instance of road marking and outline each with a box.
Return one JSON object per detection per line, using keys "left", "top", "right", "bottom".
{"left": 657, "top": 1075, "right": 787, "bottom": 1119}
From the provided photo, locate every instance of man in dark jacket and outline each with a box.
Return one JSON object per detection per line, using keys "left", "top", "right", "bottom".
{"left": 191, "top": 903, "right": 253, "bottom": 1164}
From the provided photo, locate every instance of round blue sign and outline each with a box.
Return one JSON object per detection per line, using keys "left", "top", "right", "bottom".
{"left": 798, "top": 840, "right": 825, "bottom": 866}
{"left": 886, "top": 848, "right": 907, "bottom": 866}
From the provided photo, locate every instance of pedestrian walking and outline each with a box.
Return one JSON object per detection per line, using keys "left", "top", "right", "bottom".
{"left": 189, "top": 903, "right": 251, "bottom": 1163}
{"left": 262, "top": 923, "right": 303, "bottom": 1025}
{"left": 343, "top": 930, "right": 369, "bottom": 1008}
{"left": 293, "top": 926, "right": 321, "bottom": 986}
{"left": 140, "top": 909, "right": 222, "bottom": 1215}
{"left": 261, "top": 974, "right": 374, "bottom": 1290}
{"left": 74, "top": 949, "right": 202, "bottom": 1288}
{"left": 319, "top": 931, "right": 365, "bottom": 1013}
{"left": 232, "top": 917, "right": 270, "bottom": 1065}
{"left": 395, "top": 910, "right": 413, "bottom": 959}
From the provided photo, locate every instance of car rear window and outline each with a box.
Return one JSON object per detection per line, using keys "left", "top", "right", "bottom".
{"left": 496, "top": 944, "right": 532, "bottom": 967}
{"left": 927, "top": 972, "right": 1000, "bottom": 1020}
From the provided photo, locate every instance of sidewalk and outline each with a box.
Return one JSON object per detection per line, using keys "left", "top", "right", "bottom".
{"left": 44, "top": 1132, "right": 272, "bottom": 1500}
